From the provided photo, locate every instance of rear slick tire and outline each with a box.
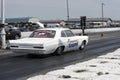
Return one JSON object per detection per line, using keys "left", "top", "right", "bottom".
{"left": 55, "top": 47, "right": 64, "bottom": 55}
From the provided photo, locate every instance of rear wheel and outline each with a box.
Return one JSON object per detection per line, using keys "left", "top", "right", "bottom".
{"left": 55, "top": 46, "right": 64, "bottom": 55}
{"left": 79, "top": 41, "right": 86, "bottom": 50}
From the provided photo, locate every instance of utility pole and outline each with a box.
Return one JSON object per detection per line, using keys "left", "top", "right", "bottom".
{"left": 1, "top": 0, "right": 6, "bottom": 49}
{"left": 101, "top": 2, "right": 104, "bottom": 27}
{"left": 66, "top": 0, "right": 70, "bottom": 27}
{"left": 101, "top": 2, "right": 105, "bottom": 37}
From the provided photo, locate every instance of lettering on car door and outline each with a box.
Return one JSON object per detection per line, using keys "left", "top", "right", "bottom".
{"left": 64, "top": 30, "right": 78, "bottom": 50}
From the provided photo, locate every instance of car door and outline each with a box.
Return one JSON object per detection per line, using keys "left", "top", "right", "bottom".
{"left": 60, "top": 30, "right": 79, "bottom": 52}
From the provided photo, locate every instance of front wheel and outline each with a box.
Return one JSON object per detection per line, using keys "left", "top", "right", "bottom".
{"left": 79, "top": 41, "right": 86, "bottom": 50}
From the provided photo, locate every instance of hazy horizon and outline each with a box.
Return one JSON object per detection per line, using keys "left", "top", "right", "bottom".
{"left": 0, "top": 0, "right": 120, "bottom": 20}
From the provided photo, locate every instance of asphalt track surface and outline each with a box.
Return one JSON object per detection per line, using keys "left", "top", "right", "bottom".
{"left": 0, "top": 31, "right": 120, "bottom": 80}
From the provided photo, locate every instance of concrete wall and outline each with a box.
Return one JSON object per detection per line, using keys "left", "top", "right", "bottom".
{"left": 21, "top": 28, "right": 120, "bottom": 38}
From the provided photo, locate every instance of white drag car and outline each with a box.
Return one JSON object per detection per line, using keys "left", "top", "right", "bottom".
{"left": 9, "top": 28, "right": 88, "bottom": 55}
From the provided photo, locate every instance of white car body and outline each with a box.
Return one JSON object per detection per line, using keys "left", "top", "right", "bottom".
{"left": 9, "top": 28, "right": 88, "bottom": 55}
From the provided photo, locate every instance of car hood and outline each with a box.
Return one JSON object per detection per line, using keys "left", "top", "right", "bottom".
{"left": 9, "top": 38, "right": 53, "bottom": 44}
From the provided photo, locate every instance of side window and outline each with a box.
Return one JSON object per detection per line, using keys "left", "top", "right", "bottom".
{"left": 61, "top": 31, "right": 66, "bottom": 37}
{"left": 65, "top": 30, "right": 74, "bottom": 37}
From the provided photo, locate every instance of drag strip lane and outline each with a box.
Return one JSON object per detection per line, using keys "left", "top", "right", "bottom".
{"left": 0, "top": 32, "right": 120, "bottom": 80}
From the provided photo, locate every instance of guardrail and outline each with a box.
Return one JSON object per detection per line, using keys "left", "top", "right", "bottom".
{"left": 21, "top": 27, "right": 120, "bottom": 38}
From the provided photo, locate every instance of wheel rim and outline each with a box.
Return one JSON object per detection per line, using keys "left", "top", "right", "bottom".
{"left": 81, "top": 43, "right": 85, "bottom": 49}
{"left": 80, "top": 42, "right": 85, "bottom": 50}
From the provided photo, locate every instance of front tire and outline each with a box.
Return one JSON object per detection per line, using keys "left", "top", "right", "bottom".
{"left": 79, "top": 41, "right": 86, "bottom": 50}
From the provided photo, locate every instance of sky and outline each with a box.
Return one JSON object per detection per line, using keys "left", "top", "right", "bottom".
{"left": 0, "top": 0, "right": 120, "bottom": 20}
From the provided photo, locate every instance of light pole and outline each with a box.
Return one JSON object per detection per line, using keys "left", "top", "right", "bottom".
{"left": 66, "top": 0, "right": 70, "bottom": 26}
{"left": 101, "top": 2, "right": 104, "bottom": 27}
{"left": 1, "top": 0, "right": 6, "bottom": 49}
{"left": 1, "top": 0, "right": 5, "bottom": 23}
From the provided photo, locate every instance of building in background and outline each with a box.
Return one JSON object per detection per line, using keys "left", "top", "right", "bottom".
{"left": 111, "top": 20, "right": 120, "bottom": 27}
{"left": 40, "top": 18, "right": 112, "bottom": 28}
{"left": 1, "top": 17, "right": 119, "bottom": 30}
{"left": 68, "top": 18, "right": 112, "bottom": 28}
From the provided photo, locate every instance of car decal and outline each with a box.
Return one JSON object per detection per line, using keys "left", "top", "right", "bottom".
{"left": 68, "top": 40, "right": 78, "bottom": 48}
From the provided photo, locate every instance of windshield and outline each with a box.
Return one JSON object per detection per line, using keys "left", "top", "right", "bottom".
{"left": 30, "top": 30, "right": 56, "bottom": 38}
